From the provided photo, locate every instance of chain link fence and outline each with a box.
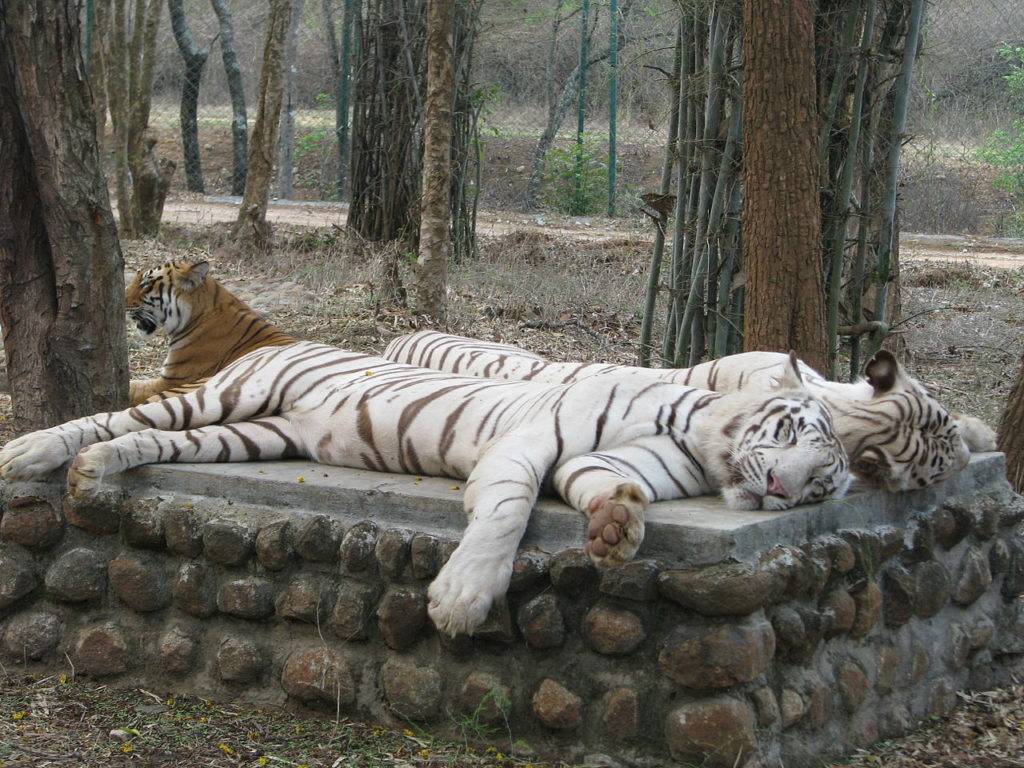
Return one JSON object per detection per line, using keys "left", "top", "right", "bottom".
{"left": 139, "top": 0, "right": 1022, "bottom": 234}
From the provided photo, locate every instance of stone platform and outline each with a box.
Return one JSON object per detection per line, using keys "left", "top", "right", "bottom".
{"left": 0, "top": 454, "right": 1022, "bottom": 767}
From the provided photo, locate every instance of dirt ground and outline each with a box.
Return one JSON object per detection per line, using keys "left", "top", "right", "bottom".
{"left": 2, "top": 199, "right": 1024, "bottom": 766}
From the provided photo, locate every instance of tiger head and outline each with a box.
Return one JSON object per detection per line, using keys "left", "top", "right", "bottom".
{"left": 125, "top": 259, "right": 211, "bottom": 337}
{"left": 720, "top": 353, "right": 851, "bottom": 511}
{"left": 841, "top": 351, "right": 970, "bottom": 492}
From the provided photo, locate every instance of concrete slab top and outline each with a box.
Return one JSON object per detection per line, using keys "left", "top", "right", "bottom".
{"left": 112, "top": 453, "right": 1008, "bottom": 568}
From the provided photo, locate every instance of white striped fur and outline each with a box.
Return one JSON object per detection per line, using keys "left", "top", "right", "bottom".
{"left": 385, "top": 330, "right": 981, "bottom": 492}
{"left": 0, "top": 343, "right": 848, "bottom": 636}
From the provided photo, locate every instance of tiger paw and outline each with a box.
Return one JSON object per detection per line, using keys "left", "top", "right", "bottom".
{"left": 427, "top": 548, "right": 510, "bottom": 638}
{"left": 66, "top": 446, "right": 111, "bottom": 499}
{"left": 585, "top": 483, "right": 647, "bottom": 567}
{"left": 0, "top": 431, "right": 72, "bottom": 481}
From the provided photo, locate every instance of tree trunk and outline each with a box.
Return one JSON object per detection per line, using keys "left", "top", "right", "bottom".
{"left": 232, "top": 0, "right": 291, "bottom": 250}
{"left": 1000, "top": 357, "right": 1024, "bottom": 492}
{"left": 0, "top": 0, "right": 129, "bottom": 432}
{"left": 412, "top": 0, "right": 455, "bottom": 319}
{"left": 210, "top": 0, "right": 248, "bottom": 195}
{"left": 347, "top": 0, "right": 425, "bottom": 244}
{"left": 276, "top": 0, "right": 305, "bottom": 199}
{"left": 125, "top": 0, "right": 171, "bottom": 237}
{"left": 169, "top": 0, "right": 212, "bottom": 193}
{"left": 105, "top": 0, "right": 174, "bottom": 237}
{"left": 90, "top": 0, "right": 111, "bottom": 153}
{"left": 741, "top": 0, "right": 827, "bottom": 371}
{"left": 323, "top": 0, "right": 354, "bottom": 199}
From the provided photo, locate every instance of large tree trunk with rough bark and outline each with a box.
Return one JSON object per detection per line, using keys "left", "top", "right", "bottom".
{"left": 231, "top": 0, "right": 291, "bottom": 250}
{"left": 1000, "top": 359, "right": 1024, "bottom": 492}
{"left": 741, "top": 0, "right": 827, "bottom": 371}
{"left": 0, "top": 0, "right": 129, "bottom": 432}
{"left": 210, "top": 0, "right": 248, "bottom": 195}
{"left": 412, "top": 0, "right": 455, "bottom": 319}
{"left": 169, "top": 0, "right": 213, "bottom": 193}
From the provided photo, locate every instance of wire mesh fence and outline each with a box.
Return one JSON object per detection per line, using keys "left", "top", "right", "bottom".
{"left": 135, "top": 0, "right": 1021, "bottom": 233}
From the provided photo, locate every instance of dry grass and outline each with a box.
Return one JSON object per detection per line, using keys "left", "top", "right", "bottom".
{"left": 0, "top": 670, "right": 560, "bottom": 768}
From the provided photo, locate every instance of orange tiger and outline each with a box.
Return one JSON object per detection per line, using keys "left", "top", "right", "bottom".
{"left": 125, "top": 259, "right": 296, "bottom": 405}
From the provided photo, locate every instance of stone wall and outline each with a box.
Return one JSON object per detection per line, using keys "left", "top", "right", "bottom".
{"left": 1, "top": 455, "right": 1023, "bottom": 767}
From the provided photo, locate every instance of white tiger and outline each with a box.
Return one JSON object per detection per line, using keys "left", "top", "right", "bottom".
{"left": 385, "top": 330, "right": 985, "bottom": 492}
{"left": 0, "top": 342, "right": 849, "bottom": 636}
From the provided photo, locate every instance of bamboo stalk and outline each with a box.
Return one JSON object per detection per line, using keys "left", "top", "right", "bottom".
{"left": 818, "top": 0, "right": 864, "bottom": 170}
{"left": 825, "top": 0, "right": 876, "bottom": 378}
{"left": 675, "top": 96, "right": 740, "bottom": 367}
{"left": 661, "top": 17, "right": 694, "bottom": 364}
{"left": 867, "top": 0, "right": 925, "bottom": 358}
{"left": 713, "top": 180, "right": 743, "bottom": 358}
{"left": 639, "top": 21, "right": 683, "bottom": 367}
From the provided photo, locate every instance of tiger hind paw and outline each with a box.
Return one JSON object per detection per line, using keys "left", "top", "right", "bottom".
{"left": 585, "top": 483, "right": 647, "bottom": 567}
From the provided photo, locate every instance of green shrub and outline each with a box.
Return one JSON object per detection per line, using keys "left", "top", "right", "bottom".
{"left": 977, "top": 45, "right": 1024, "bottom": 234}
{"left": 540, "top": 135, "right": 609, "bottom": 215}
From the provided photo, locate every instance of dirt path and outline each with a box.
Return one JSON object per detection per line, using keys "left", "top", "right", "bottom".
{"left": 162, "top": 196, "right": 1024, "bottom": 267}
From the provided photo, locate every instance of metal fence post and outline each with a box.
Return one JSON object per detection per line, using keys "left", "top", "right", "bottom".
{"left": 607, "top": 0, "right": 618, "bottom": 216}
{"left": 574, "top": 0, "right": 590, "bottom": 215}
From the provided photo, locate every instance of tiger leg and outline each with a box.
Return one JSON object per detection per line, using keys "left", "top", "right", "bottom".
{"left": 130, "top": 377, "right": 177, "bottom": 406}
{"left": 553, "top": 439, "right": 696, "bottom": 567}
{"left": 0, "top": 347, "right": 286, "bottom": 481}
{"left": 428, "top": 435, "right": 556, "bottom": 637}
{"left": 140, "top": 379, "right": 209, "bottom": 404}
{"left": 66, "top": 416, "right": 303, "bottom": 498}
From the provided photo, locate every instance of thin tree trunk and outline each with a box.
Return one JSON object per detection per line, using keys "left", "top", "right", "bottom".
{"left": 107, "top": 0, "right": 131, "bottom": 228}
{"left": 741, "top": 0, "right": 827, "bottom": 371}
{"left": 413, "top": 0, "right": 455, "bottom": 319}
{"left": 866, "top": 0, "right": 924, "bottom": 358}
{"left": 169, "top": 0, "right": 213, "bottom": 193}
{"left": 999, "top": 357, "right": 1024, "bottom": 492}
{"left": 638, "top": 20, "right": 682, "bottom": 367}
{"left": 211, "top": 0, "right": 248, "bottom": 196}
{"left": 125, "top": 0, "right": 167, "bottom": 236}
{"left": 276, "top": 0, "right": 305, "bottom": 199}
{"left": 232, "top": 0, "right": 291, "bottom": 249}
{"left": 0, "top": 0, "right": 129, "bottom": 432}
{"left": 323, "top": 0, "right": 354, "bottom": 199}
{"left": 91, "top": 0, "right": 111, "bottom": 153}
{"left": 524, "top": 0, "right": 637, "bottom": 210}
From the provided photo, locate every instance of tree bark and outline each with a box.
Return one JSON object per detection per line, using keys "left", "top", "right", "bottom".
{"left": 412, "top": 0, "right": 455, "bottom": 319}
{"left": 210, "top": 0, "right": 248, "bottom": 195}
{"left": 275, "top": 0, "right": 305, "bottom": 199}
{"left": 231, "top": 0, "right": 291, "bottom": 250}
{"left": 0, "top": 0, "right": 129, "bottom": 432}
{"left": 1000, "top": 357, "right": 1024, "bottom": 492}
{"left": 347, "top": 0, "right": 425, "bottom": 244}
{"left": 90, "top": 0, "right": 111, "bottom": 153}
{"left": 323, "top": 0, "right": 353, "bottom": 199}
{"left": 741, "top": 0, "right": 827, "bottom": 371}
{"left": 169, "top": 0, "right": 213, "bottom": 193}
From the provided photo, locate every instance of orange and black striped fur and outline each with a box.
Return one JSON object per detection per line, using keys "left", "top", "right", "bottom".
{"left": 0, "top": 343, "right": 848, "bottom": 636}
{"left": 125, "top": 259, "right": 296, "bottom": 405}
{"left": 385, "top": 330, "right": 985, "bottom": 492}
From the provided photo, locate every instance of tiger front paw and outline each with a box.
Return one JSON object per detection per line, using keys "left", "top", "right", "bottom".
{"left": 0, "top": 431, "right": 73, "bottom": 481}
{"left": 427, "top": 548, "right": 510, "bottom": 638}
{"left": 66, "top": 446, "right": 112, "bottom": 499}
{"left": 585, "top": 483, "right": 647, "bottom": 567}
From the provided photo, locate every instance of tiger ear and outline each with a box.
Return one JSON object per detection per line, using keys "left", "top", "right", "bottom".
{"left": 865, "top": 350, "right": 901, "bottom": 395}
{"left": 179, "top": 260, "right": 210, "bottom": 292}
{"left": 775, "top": 350, "right": 805, "bottom": 391}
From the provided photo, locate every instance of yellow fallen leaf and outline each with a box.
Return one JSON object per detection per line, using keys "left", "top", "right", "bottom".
{"left": 451, "top": 484, "right": 460, "bottom": 491}
{"left": 297, "top": 475, "right": 305, "bottom": 483}
{"left": 120, "top": 743, "right": 133, "bottom": 754}
{"left": 11, "top": 711, "right": 27, "bottom": 721}
{"left": 217, "top": 743, "right": 234, "bottom": 756}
